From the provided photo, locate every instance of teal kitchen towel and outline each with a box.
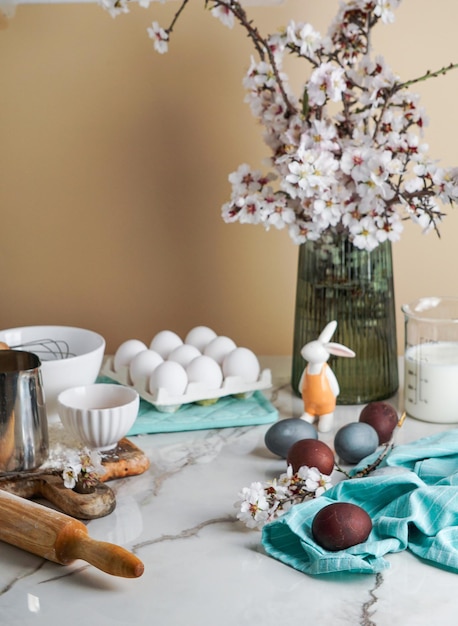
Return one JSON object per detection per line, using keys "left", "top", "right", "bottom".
{"left": 350, "top": 429, "right": 458, "bottom": 483}
{"left": 262, "top": 429, "right": 458, "bottom": 575}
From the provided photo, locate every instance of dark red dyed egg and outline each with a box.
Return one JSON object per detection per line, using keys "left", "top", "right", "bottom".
{"left": 359, "top": 401, "right": 399, "bottom": 444}
{"left": 286, "top": 438, "right": 335, "bottom": 475}
{"left": 312, "top": 502, "right": 373, "bottom": 551}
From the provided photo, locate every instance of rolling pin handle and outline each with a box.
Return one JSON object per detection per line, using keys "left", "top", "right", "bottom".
{"left": 58, "top": 528, "right": 144, "bottom": 578}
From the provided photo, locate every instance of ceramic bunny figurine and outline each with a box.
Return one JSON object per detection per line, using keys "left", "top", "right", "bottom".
{"left": 299, "top": 320, "right": 355, "bottom": 433}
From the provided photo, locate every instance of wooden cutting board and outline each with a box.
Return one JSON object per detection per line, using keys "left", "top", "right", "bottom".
{"left": 99, "top": 437, "right": 150, "bottom": 482}
{"left": 0, "top": 438, "right": 150, "bottom": 519}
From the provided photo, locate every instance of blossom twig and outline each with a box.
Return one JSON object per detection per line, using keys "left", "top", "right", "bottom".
{"left": 62, "top": 449, "right": 105, "bottom": 493}
{"left": 235, "top": 465, "right": 332, "bottom": 530}
{"left": 352, "top": 443, "right": 394, "bottom": 478}
{"left": 167, "top": 0, "right": 190, "bottom": 35}
{"left": 397, "top": 62, "right": 458, "bottom": 92}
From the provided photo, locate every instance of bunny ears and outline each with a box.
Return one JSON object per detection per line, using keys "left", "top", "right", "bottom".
{"left": 318, "top": 321, "right": 355, "bottom": 359}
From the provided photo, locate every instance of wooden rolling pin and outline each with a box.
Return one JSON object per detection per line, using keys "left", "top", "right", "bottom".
{"left": 0, "top": 490, "right": 144, "bottom": 578}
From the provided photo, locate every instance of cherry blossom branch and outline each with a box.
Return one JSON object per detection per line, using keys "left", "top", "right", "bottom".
{"left": 167, "top": 0, "right": 190, "bottom": 34}
{"left": 208, "top": 0, "right": 297, "bottom": 117}
{"left": 352, "top": 444, "right": 393, "bottom": 478}
{"left": 396, "top": 62, "right": 458, "bottom": 92}
{"left": 135, "top": 0, "right": 458, "bottom": 249}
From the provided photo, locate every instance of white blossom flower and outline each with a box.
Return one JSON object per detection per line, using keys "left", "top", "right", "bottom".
{"left": 286, "top": 21, "right": 323, "bottom": 60}
{"left": 404, "top": 177, "right": 424, "bottom": 194}
{"left": 228, "top": 163, "right": 273, "bottom": 194}
{"left": 233, "top": 194, "right": 264, "bottom": 224}
{"left": 236, "top": 482, "right": 271, "bottom": 529}
{"left": 374, "top": 0, "right": 402, "bottom": 24}
{"left": 243, "top": 58, "right": 279, "bottom": 91}
{"left": 304, "top": 467, "right": 333, "bottom": 496}
{"left": 211, "top": 3, "right": 235, "bottom": 29}
{"left": 63, "top": 463, "right": 82, "bottom": 489}
{"left": 350, "top": 216, "right": 383, "bottom": 251}
{"left": 432, "top": 167, "right": 458, "bottom": 203}
{"left": 147, "top": 21, "right": 169, "bottom": 54}
{"left": 308, "top": 62, "right": 346, "bottom": 106}
{"left": 98, "top": 0, "right": 129, "bottom": 18}
{"left": 306, "top": 119, "right": 339, "bottom": 152}
{"left": 221, "top": 201, "right": 240, "bottom": 223}
{"left": 288, "top": 222, "right": 308, "bottom": 244}
{"left": 61, "top": 448, "right": 104, "bottom": 490}
{"left": 313, "top": 194, "right": 343, "bottom": 229}
{"left": 260, "top": 192, "right": 296, "bottom": 229}
{"left": 340, "top": 146, "right": 374, "bottom": 181}
{"left": 377, "top": 211, "right": 404, "bottom": 242}
{"left": 285, "top": 149, "right": 338, "bottom": 198}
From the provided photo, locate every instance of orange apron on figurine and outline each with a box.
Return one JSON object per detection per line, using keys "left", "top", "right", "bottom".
{"left": 299, "top": 321, "right": 355, "bottom": 433}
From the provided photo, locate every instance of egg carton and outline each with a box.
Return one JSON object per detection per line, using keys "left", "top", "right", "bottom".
{"left": 101, "top": 356, "right": 272, "bottom": 413}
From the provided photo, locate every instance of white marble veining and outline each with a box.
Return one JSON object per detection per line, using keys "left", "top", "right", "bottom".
{"left": 0, "top": 356, "right": 457, "bottom": 625}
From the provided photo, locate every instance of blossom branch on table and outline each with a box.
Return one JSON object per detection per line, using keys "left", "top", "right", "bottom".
{"left": 236, "top": 435, "right": 401, "bottom": 530}
{"left": 62, "top": 449, "right": 105, "bottom": 493}
{"left": 101, "top": 0, "right": 458, "bottom": 250}
{"left": 235, "top": 465, "right": 333, "bottom": 530}
{"left": 334, "top": 442, "right": 393, "bottom": 480}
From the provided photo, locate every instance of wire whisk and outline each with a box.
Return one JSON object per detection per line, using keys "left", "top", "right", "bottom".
{"left": 8, "top": 339, "right": 76, "bottom": 361}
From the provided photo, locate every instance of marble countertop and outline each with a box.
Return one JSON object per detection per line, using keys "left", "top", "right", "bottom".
{"left": 1, "top": 356, "right": 457, "bottom": 626}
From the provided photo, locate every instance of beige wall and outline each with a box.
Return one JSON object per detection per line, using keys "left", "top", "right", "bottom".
{"left": 1, "top": 0, "right": 457, "bottom": 356}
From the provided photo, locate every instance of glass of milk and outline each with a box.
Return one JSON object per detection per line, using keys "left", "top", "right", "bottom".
{"left": 402, "top": 297, "right": 458, "bottom": 423}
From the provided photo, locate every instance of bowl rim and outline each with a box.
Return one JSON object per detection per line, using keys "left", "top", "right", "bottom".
{"left": 0, "top": 325, "right": 106, "bottom": 360}
{"left": 58, "top": 383, "right": 139, "bottom": 411}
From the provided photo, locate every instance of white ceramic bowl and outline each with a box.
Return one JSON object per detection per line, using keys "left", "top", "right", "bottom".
{"left": 0, "top": 325, "right": 106, "bottom": 419}
{"left": 57, "top": 384, "right": 139, "bottom": 452}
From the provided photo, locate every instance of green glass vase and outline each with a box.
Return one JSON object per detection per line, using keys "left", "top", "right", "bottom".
{"left": 291, "top": 231, "right": 399, "bottom": 404}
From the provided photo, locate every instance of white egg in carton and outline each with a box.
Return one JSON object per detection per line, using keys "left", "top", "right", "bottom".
{"left": 101, "top": 326, "right": 272, "bottom": 413}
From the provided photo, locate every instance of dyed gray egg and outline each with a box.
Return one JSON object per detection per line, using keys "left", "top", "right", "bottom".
{"left": 265, "top": 418, "right": 317, "bottom": 458}
{"left": 334, "top": 422, "right": 379, "bottom": 464}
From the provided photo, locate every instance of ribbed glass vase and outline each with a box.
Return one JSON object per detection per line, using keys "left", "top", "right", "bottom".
{"left": 291, "top": 231, "right": 399, "bottom": 404}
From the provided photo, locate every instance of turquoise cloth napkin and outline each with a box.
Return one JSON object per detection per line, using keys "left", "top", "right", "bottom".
{"left": 349, "top": 428, "right": 458, "bottom": 483}
{"left": 262, "top": 429, "right": 458, "bottom": 575}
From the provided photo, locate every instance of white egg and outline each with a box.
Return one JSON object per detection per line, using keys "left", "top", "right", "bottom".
{"left": 129, "top": 349, "right": 163, "bottom": 387}
{"left": 149, "top": 330, "right": 183, "bottom": 359}
{"left": 114, "top": 339, "right": 148, "bottom": 372}
{"left": 186, "top": 355, "right": 223, "bottom": 389}
{"left": 149, "top": 361, "right": 188, "bottom": 396}
{"left": 203, "top": 336, "right": 237, "bottom": 365}
{"left": 184, "top": 326, "right": 217, "bottom": 352}
{"left": 168, "top": 344, "right": 201, "bottom": 368}
{"left": 222, "top": 347, "right": 260, "bottom": 383}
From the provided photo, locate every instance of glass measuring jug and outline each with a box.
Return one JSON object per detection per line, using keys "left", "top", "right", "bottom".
{"left": 402, "top": 297, "right": 458, "bottom": 423}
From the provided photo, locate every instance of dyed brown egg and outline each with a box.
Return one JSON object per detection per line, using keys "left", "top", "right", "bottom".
{"left": 312, "top": 502, "right": 372, "bottom": 551}
{"left": 286, "top": 438, "right": 335, "bottom": 475}
{"left": 359, "top": 401, "right": 399, "bottom": 444}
